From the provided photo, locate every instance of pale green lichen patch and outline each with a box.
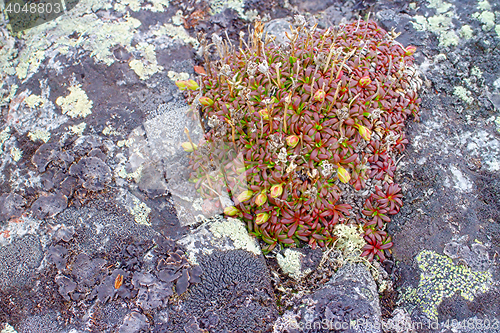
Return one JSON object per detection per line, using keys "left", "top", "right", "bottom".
{"left": 477, "top": 0, "right": 491, "bottom": 10}
{"left": 114, "top": 0, "right": 169, "bottom": 13}
{"left": 495, "top": 116, "right": 500, "bottom": 133}
{"left": 116, "top": 164, "right": 144, "bottom": 182}
{"left": 0, "top": 127, "right": 11, "bottom": 154}
{"left": 402, "top": 250, "right": 491, "bottom": 321}
{"left": 129, "top": 43, "right": 164, "bottom": 80}
{"left": 0, "top": 27, "right": 17, "bottom": 77}
{"left": 276, "top": 248, "right": 309, "bottom": 280}
{"left": 131, "top": 197, "right": 151, "bottom": 225}
{"left": 167, "top": 70, "right": 190, "bottom": 82}
{"left": 24, "top": 94, "right": 48, "bottom": 108}
{"left": 333, "top": 224, "right": 367, "bottom": 256}
{"left": 471, "top": 66, "right": 483, "bottom": 77}
{"left": 460, "top": 25, "right": 474, "bottom": 39}
{"left": 102, "top": 125, "right": 121, "bottom": 136}
{"left": 68, "top": 122, "right": 87, "bottom": 135}
{"left": 10, "top": 147, "right": 22, "bottom": 162}
{"left": 411, "top": 0, "right": 476, "bottom": 47}
{"left": 28, "top": 130, "right": 51, "bottom": 143}
{"left": 9, "top": 1, "right": 141, "bottom": 80}
{"left": 117, "top": 138, "right": 134, "bottom": 147}
{"left": 454, "top": 86, "right": 474, "bottom": 104}
{"left": 0, "top": 84, "right": 18, "bottom": 107}
{"left": 56, "top": 84, "right": 93, "bottom": 118}
{"left": 172, "top": 10, "right": 184, "bottom": 25}
{"left": 473, "top": 11, "right": 496, "bottom": 31}
{"left": 209, "top": 217, "right": 261, "bottom": 256}
{"left": 427, "top": 0, "right": 453, "bottom": 13}
{"left": 496, "top": 25, "right": 500, "bottom": 37}
{"left": 413, "top": 13, "right": 459, "bottom": 47}
{"left": 209, "top": 0, "right": 258, "bottom": 21}
{"left": 152, "top": 23, "right": 199, "bottom": 47}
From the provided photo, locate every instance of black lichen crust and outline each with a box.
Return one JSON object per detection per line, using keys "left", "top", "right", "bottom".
{"left": 162, "top": 249, "right": 278, "bottom": 333}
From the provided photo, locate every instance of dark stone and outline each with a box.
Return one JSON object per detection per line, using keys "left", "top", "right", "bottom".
{"left": 69, "top": 156, "right": 112, "bottom": 191}
{"left": 0, "top": 192, "right": 25, "bottom": 221}
{"left": 30, "top": 192, "right": 68, "bottom": 219}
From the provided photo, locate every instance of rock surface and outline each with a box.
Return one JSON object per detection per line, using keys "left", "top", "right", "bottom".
{"left": 0, "top": 0, "right": 499, "bottom": 331}
{"left": 274, "top": 264, "right": 381, "bottom": 333}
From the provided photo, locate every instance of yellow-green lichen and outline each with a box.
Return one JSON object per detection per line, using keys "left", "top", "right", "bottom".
{"left": 471, "top": 66, "right": 483, "bottom": 77}
{"left": 473, "top": 11, "right": 496, "bottom": 31}
{"left": 454, "top": 86, "right": 474, "bottom": 104}
{"left": 209, "top": 217, "right": 261, "bottom": 255}
{"left": 496, "top": 25, "right": 500, "bottom": 37}
{"left": 102, "top": 125, "right": 121, "bottom": 136}
{"left": 131, "top": 197, "right": 151, "bottom": 225}
{"left": 24, "top": 94, "right": 48, "bottom": 108}
{"left": 413, "top": 13, "right": 459, "bottom": 47}
{"left": 8, "top": 1, "right": 141, "bottom": 81}
{"left": 167, "top": 70, "right": 189, "bottom": 82}
{"left": 152, "top": 23, "right": 199, "bottom": 47}
{"left": 460, "top": 25, "right": 474, "bottom": 39}
{"left": 402, "top": 250, "right": 491, "bottom": 321}
{"left": 68, "top": 122, "right": 87, "bottom": 135}
{"left": 129, "top": 43, "right": 164, "bottom": 80}
{"left": 56, "top": 84, "right": 93, "bottom": 118}
{"left": 277, "top": 248, "right": 310, "bottom": 280}
{"left": 117, "top": 164, "right": 144, "bottom": 182}
{"left": 495, "top": 116, "right": 500, "bottom": 133}
{"left": 0, "top": 84, "right": 18, "bottom": 107}
{"left": 0, "top": 29, "right": 17, "bottom": 77}
{"left": 209, "top": 0, "right": 258, "bottom": 21}
{"left": 0, "top": 127, "right": 11, "bottom": 154}
{"left": 10, "top": 147, "right": 22, "bottom": 162}
{"left": 28, "top": 130, "right": 51, "bottom": 143}
{"left": 172, "top": 10, "right": 184, "bottom": 25}
{"left": 427, "top": 0, "right": 453, "bottom": 13}
{"left": 477, "top": 0, "right": 491, "bottom": 11}
{"left": 114, "top": 0, "right": 169, "bottom": 13}
{"left": 117, "top": 138, "right": 134, "bottom": 147}
{"left": 412, "top": 0, "right": 464, "bottom": 47}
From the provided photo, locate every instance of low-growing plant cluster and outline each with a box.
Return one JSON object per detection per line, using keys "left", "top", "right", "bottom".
{"left": 178, "top": 17, "right": 421, "bottom": 261}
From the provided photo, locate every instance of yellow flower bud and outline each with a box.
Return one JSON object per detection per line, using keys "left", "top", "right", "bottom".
{"left": 255, "top": 191, "right": 267, "bottom": 206}
{"left": 337, "top": 165, "right": 351, "bottom": 183}
{"left": 256, "top": 212, "right": 270, "bottom": 225}
{"left": 199, "top": 96, "right": 214, "bottom": 106}
{"left": 356, "top": 124, "right": 371, "bottom": 141}
{"left": 313, "top": 89, "right": 325, "bottom": 102}
{"left": 358, "top": 76, "right": 372, "bottom": 87}
{"left": 405, "top": 45, "right": 417, "bottom": 56}
{"left": 181, "top": 142, "right": 197, "bottom": 152}
{"left": 186, "top": 79, "right": 199, "bottom": 90}
{"left": 224, "top": 206, "right": 240, "bottom": 216}
{"left": 259, "top": 108, "right": 270, "bottom": 120}
{"left": 237, "top": 190, "right": 254, "bottom": 202}
{"left": 286, "top": 135, "right": 299, "bottom": 148}
{"left": 270, "top": 184, "right": 283, "bottom": 198}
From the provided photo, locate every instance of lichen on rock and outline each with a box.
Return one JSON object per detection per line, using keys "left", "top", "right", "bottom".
{"left": 402, "top": 250, "right": 492, "bottom": 321}
{"left": 55, "top": 84, "right": 93, "bottom": 118}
